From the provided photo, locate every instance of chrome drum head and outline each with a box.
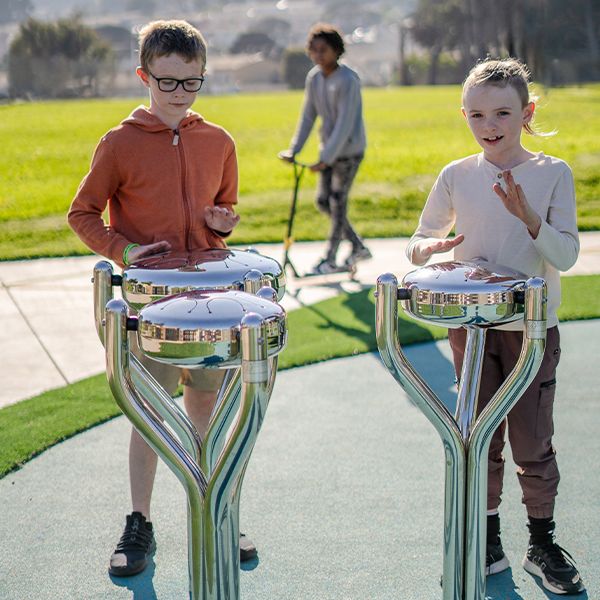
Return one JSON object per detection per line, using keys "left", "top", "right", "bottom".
{"left": 122, "top": 249, "right": 285, "bottom": 310}
{"left": 137, "top": 290, "right": 287, "bottom": 368}
{"left": 401, "top": 260, "right": 528, "bottom": 328}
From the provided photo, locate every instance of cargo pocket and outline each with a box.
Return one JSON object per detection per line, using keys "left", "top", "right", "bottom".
{"left": 535, "top": 378, "right": 556, "bottom": 439}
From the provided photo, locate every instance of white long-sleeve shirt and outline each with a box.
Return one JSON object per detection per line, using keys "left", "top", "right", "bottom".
{"left": 406, "top": 152, "right": 579, "bottom": 330}
{"left": 290, "top": 64, "right": 366, "bottom": 165}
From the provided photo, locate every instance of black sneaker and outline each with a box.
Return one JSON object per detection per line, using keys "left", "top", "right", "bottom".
{"left": 486, "top": 539, "right": 510, "bottom": 575}
{"left": 109, "top": 512, "right": 156, "bottom": 577}
{"left": 486, "top": 513, "right": 509, "bottom": 575}
{"left": 523, "top": 541, "right": 585, "bottom": 594}
{"left": 311, "top": 259, "right": 339, "bottom": 275}
{"left": 240, "top": 532, "right": 257, "bottom": 561}
{"left": 344, "top": 246, "right": 372, "bottom": 267}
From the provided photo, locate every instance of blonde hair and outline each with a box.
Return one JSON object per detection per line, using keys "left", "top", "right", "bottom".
{"left": 138, "top": 20, "right": 207, "bottom": 72}
{"left": 463, "top": 57, "right": 551, "bottom": 136}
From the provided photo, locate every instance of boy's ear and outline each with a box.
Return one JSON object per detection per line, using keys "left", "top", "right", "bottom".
{"left": 523, "top": 101, "right": 535, "bottom": 124}
{"left": 136, "top": 66, "right": 150, "bottom": 88}
{"left": 461, "top": 107, "right": 467, "bottom": 119}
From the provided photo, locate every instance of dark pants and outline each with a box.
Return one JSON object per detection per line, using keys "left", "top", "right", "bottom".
{"left": 316, "top": 155, "right": 365, "bottom": 264}
{"left": 448, "top": 326, "right": 561, "bottom": 518}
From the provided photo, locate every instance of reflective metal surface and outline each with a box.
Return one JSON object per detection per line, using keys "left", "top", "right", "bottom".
{"left": 376, "top": 261, "right": 547, "bottom": 600}
{"left": 376, "top": 273, "right": 465, "bottom": 599}
{"left": 122, "top": 248, "right": 286, "bottom": 309}
{"left": 92, "top": 260, "right": 120, "bottom": 345}
{"left": 136, "top": 290, "right": 287, "bottom": 368}
{"left": 105, "top": 296, "right": 286, "bottom": 600}
{"left": 401, "top": 260, "right": 527, "bottom": 327}
{"left": 463, "top": 277, "right": 546, "bottom": 600}
{"left": 95, "top": 250, "right": 287, "bottom": 600}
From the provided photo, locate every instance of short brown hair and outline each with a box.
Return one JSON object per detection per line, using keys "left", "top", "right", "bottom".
{"left": 306, "top": 23, "right": 345, "bottom": 57}
{"left": 138, "top": 20, "right": 207, "bottom": 72}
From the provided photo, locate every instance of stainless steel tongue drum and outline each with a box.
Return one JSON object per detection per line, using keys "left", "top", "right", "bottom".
{"left": 92, "top": 248, "right": 287, "bottom": 600}
{"left": 375, "top": 260, "right": 547, "bottom": 600}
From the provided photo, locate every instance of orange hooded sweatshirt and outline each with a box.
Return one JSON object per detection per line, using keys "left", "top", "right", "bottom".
{"left": 68, "top": 106, "right": 238, "bottom": 267}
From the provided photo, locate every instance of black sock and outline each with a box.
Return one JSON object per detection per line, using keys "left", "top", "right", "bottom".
{"left": 527, "top": 516, "right": 554, "bottom": 546}
{"left": 487, "top": 513, "right": 501, "bottom": 546}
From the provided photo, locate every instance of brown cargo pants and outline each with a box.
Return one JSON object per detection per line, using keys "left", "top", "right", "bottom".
{"left": 448, "top": 326, "right": 561, "bottom": 518}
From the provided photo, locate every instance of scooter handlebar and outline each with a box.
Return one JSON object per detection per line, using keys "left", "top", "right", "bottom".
{"left": 277, "top": 151, "right": 310, "bottom": 168}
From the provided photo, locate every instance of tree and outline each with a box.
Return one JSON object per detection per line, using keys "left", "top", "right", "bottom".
{"left": 8, "top": 17, "right": 114, "bottom": 98}
{"left": 251, "top": 17, "right": 291, "bottom": 48}
{"left": 406, "top": 0, "right": 600, "bottom": 85}
{"left": 281, "top": 48, "right": 312, "bottom": 89}
{"left": 410, "top": 0, "right": 465, "bottom": 84}
{"left": 230, "top": 32, "right": 277, "bottom": 56}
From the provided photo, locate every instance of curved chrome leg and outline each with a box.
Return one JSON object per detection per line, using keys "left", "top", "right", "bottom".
{"left": 105, "top": 298, "right": 277, "bottom": 600}
{"left": 202, "top": 313, "right": 271, "bottom": 598}
{"left": 376, "top": 274, "right": 465, "bottom": 600}
{"left": 93, "top": 260, "right": 117, "bottom": 345}
{"left": 376, "top": 273, "right": 547, "bottom": 600}
{"left": 455, "top": 327, "right": 487, "bottom": 441}
{"left": 464, "top": 278, "right": 547, "bottom": 600}
{"left": 105, "top": 299, "right": 207, "bottom": 599}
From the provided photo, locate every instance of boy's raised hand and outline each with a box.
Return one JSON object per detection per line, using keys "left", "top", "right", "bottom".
{"left": 493, "top": 170, "right": 541, "bottom": 238}
{"left": 204, "top": 205, "right": 240, "bottom": 233}
{"left": 127, "top": 241, "right": 172, "bottom": 264}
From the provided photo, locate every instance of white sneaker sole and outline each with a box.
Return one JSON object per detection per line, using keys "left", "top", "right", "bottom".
{"left": 522, "top": 557, "right": 585, "bottom": 595}
{"left": 486, "top": 554, "right": 510, "bottom": 575}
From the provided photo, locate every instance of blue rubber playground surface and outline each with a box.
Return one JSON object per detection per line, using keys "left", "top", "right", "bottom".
{"left": 0, "top": 320, "right": 598, "bottom": 599}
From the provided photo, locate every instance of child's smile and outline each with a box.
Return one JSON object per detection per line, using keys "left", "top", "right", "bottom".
{"left": 462, "top": 84, "right": 534, "bottom": 169}
{"left": 483, "top": 135, "right": 503, "bottom": 143}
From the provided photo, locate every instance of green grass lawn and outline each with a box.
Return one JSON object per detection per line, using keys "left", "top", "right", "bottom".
{"left": 1, "top": 84, "right": 599, "bottom": 260}
{"left": 1, "top": 274, "right": 599, "bottom": 479}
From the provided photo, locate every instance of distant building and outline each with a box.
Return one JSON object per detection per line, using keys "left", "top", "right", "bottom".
{"left": 0, "top": 0, "right": 411, "bottom": 97}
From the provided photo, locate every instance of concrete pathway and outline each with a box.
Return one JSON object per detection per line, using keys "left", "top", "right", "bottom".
{"left": 1, "top": 233, "right": 599, "bottom": 408}
{"left": 1, "top": 321, "right": 598, "bottom": 599}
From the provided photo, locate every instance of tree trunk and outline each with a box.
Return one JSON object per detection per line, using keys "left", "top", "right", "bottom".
{"left": 428, "top": 46, "right": 441, "bottom": 85}
{"left": 582, "top": 0, "right": 600, "bottom": 80}
{"left": 398, "top": 22, "right": 412, "bottom": 86}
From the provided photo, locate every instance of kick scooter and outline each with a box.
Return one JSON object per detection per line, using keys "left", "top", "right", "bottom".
{"left": 277, "top": 153, "right": 356, "bottom": 281}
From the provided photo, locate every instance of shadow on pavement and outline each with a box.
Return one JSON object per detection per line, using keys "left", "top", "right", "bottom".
{"left": 240, "top": 556, "right": 259, "bottom": 571}
{"left": 109, "top": 559, "right": 158, "bottom": 600}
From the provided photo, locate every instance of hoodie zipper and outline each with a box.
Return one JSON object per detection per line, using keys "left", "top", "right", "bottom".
{"left": 173, "top": 128, "right": 193, "bottom": 251}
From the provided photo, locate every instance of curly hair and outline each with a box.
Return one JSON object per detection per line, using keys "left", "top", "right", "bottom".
{"left": 306, "top": 23, "right": 345, "bottom": 57}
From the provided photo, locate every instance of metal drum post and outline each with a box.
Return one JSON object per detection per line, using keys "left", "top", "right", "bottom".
{"left": 104, "top": 298, "right": 207, "bottom": 599}
{"left": 93, "top": 260, "right": 121, "bottom": 345}
{"left": 105, "top": 288, "right": 286, "bottom": 600}
{"left": 375, "top": 261, "right": 547, "bottom": 600}
{"left": 376, "top": 274, "right": 465, "bottom": 600}
{"left": 97, "top": 249, "right": 287, "bottom": 600}
{"left": 464, "top": 277, "right": 547, "bottom": 600}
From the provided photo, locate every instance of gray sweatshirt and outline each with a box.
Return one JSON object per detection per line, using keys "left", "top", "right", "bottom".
{"left": 290, "top": 64, "right": 366, "bottom": 165}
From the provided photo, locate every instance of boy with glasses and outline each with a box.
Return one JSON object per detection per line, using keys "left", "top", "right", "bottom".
{"left": 68, "top": 19, "right": 257, "bottom": 577}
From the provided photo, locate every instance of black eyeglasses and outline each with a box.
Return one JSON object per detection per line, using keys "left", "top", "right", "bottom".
{"left": 147, "top": 71, "right": 205, "bottom": 92}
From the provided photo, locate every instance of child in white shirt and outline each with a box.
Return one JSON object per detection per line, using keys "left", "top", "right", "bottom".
{"left": 407, "top": 58, "right": 584, "bottom": 595}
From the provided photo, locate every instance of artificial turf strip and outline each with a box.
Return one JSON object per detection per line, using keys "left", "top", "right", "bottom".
{"left": 1, "top": 275, "right": 599, "bottom": 479}
{"left": 0, "top": 374, "right": 118, "bottom": 478}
